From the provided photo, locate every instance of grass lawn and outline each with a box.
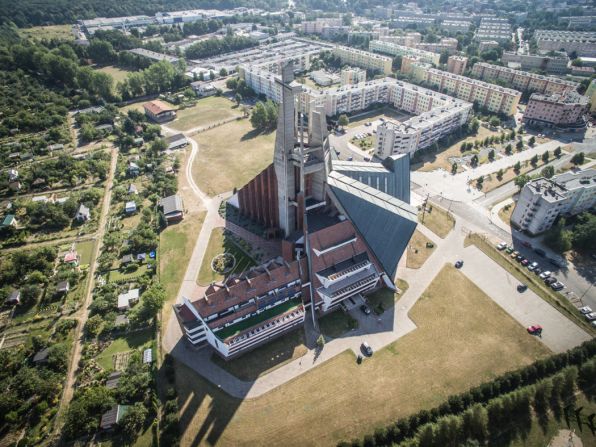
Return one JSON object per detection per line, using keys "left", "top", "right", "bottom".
{"left": 211, "top": 329, "right": 307, "bottom": 381}
{"left": 480, "top": 159, "right": 548, "bottom": 193}
{"left": 160, "top": 212, "right": 206, "bottom": 313}
{"left": 96, "top": 65, "right": 132, "bottom": 84}
{"left": 197, "top": 227, "right": 256, "bottom": 286}
{"left": 365, "top": 280, "right": 408, "bottom": 315}
{"left": 318, "top": 309, "right": 358, "bottom": 338}
{"left": 119, "top": 101, "right": 146, "bottom": 115}
{"left": 107, "top": 264, "right": 152, "bottom": 283}
{"left": 20, "top": 25, "right": 73, "bottom": 41}
{"left": 414, "top": 127, "right": 503, "bottom": 172}
{"left": 465, "top": 233, "right": 596, "bottom": 336}
{"left": 499, "top": 202, "right": 515, "bottom": 226}
{"left": 191, "top": 119, "right": 275, "bottom": 196}
{"left": 175, "top": 265, "right": 549, "bottom": 447}
{"left": 419, "top": 205, "right": 455, "bottom": 238}
{"left": 168, "top": 96, "right": 242, "bottom": 132}
{"left": 76, "top": 240, "right": 95, "bottom": 267}
{"left": 347, "top": 107, "right": 411, "bottom": 128}
{"left": 406, "top": 230, "right": 436, "bottom": 269}
{"left": 96, "top": 329, "right": 154, "bottom": 370}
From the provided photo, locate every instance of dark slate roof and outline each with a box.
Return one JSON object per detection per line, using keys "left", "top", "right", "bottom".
{"left": 160, "top": 194, "right": 183, "bottom": 215}
{"left": 327, "top": 171, "right": 417, "bottom": 279}
{"left": 33, "top": 347, "right": 50, "bottom": 363}
{"left": 332, "top": 153, "right": 411, "bottom": 203}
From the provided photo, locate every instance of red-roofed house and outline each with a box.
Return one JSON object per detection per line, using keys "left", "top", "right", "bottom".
{"left": 63, "top": 252, "right": 79, "bottom": 266}
{"left": 143, "top": 100, "right": 177, "bottom": 123}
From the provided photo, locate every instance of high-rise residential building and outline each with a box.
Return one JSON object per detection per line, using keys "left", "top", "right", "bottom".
{"left": 369, "top": 40, "right": 440, "bottom": 65}
{"left": 523, "top": 91, "right": 588, "bottom": 131}
{"left": 340, "top": 67, "right": 367, "bottom": 85}
{"left": 501, "top": 51, "right": 570, "bottom": 75}
{"left": 471, "top": 62, "right": 578, "bottom": 95}
{"left": 447, "top": 55, "right": 468, "bottom": 75}
{"left": 333, "top": 45, "right": 393, "bottom": 75}
{"left": 301, "top": 17, "right": 343, "bottom": 34}
{"left": 412, "top": 65, "right": 521, "bottom": 115}
{"left": 534, "top": 30, "right": 596, "bottom": 57}
{"left": 174, "top": 65, "right": 417, "bottom": 359}
{"left": 511, "top": 169, "right": 596, "bottom": 235}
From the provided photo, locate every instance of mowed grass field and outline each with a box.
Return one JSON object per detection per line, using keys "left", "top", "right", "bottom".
{"left": 192, "top": 119, "right": 275, "bottom": 196}
{"left": 96, "top": 65, "right": 133, "bottom": 84}
{"left": 175, "top": 265, "right": 550, "bottom": 447}
{"left": 168, "top": 96, "right": 242, "bottom": 132}
{"left": 406, "top": 230, "right": 436, "bottom": 269}
{"left": 419, "top": 205, "right": 456, "bottom": 239}
{"left": 197, "top": 227, "right": 255, "bottom": 286}
{"left": 20, "top": 25, "right": 73, "bottom": 41}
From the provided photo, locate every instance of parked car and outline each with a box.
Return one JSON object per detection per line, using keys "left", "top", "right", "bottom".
{"left": 585, "top": 312, "right": 596, "bottom": 321}
{"left": 516, "top": 254, "right": 524, "bottom": 262}
{"left": 539, "top": 271, "right": 551, "bottom": 280}
{"left": 361, "top": 341, "right": 373, "bottom": 356}
{"left": 511, "top": 251, "right": 519, "bottom": 258}
{"left": 360, "top": 304, "right": 371, "bottom": 315}
{"left": 545, "top": 277, "right": 557, "bottom": 285}
{"left": 455, "top": 260, "right": 464, "bottom": 269}
{"left": 506, "top": 246, "right": 514, "bottom": 254}
{"left": 579, "top": 306, "right": 593, "bottom": 315}
{"left": 521, "top": 259, "right": 530, "bottom": 266}
{"left": 534, "top": 248, "right": 546, "bottom": 257}
{"left": 528, "top": 262, "right": 539, "bottom": 271}
{"left": 551, "top": 282, "right": 565, "bottom": 291}
{"left": 496, "top": 241, "right": 507, "bottom": 250}
{"left": 534, "top": 268, "right": 542, "bottom": 275}
{"left": 527, "top": 325, "right": 543, "bottom": 335}
{"left": 517, "top": 284, "right": 528, "bottom": 293}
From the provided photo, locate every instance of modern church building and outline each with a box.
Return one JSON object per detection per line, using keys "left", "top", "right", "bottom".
{"left": 174, "top": 64, "right": 417, "bottom": 360}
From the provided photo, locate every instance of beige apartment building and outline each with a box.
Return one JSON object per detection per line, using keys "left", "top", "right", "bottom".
{"left": 412, "top": 64, "right": 521, "bottom": 115}
{"left": 523, "top": 91, "right": 588, "bottom": 130}
{"left": 447, "top": 55, "right": 468, "bottom": 75}
{"left": 471, "top": 62, "right": 578, "bottom": 95}
{"left": 340, "top": 67, "right": 367, "bottom": 85}
{"left": 369, "top": 39, "right": 440, "bottom": 65}
{"left": 333, "top": 45, "right": 393, "bottom": 75}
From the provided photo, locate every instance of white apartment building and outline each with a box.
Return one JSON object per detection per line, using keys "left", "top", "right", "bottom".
{"left": 412, "top": 65, "right": 521, "bottom": 115}
{"left": 369, "top": 40, "right": 440, "bottom": 65}
{"left": 340, "top": 67, "right": 367, "bottom": 85}
{"left": 440, "top": 19, "right": 472, "bottom": 33}
{"left": 416, "top": 38, "right": 459, "bottom": 55}
{"left": 479, "top": 40, "right": 500, "bottom": 52}
{"left": 333, "top": 45, "right": 393, "bottom": 75}
{"left": 301, "top": 17, "right": 343, "bottom": 34}
{"left": 511, "top": 169, "right": 596, "bottom": 235}
{"left": 534, "top": 30, "right": 596, "bottom": 57}
{"left": 471, "top": 62, "right": 579, "bottom": 95}
{"left": 475, "top": 17, "right": 512, "bottom": 43}
{"left": 379, "top": 32, "right": 422, "bottom": 47}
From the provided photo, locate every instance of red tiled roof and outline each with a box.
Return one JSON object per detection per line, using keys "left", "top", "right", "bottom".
{"left": 144, "top": 100, "right": 175, "bottom": 116}
{"left": 308, "top": 220, "right": 382, "bottom": 290}
{"left": 191, "top": 258, "right": 307, "bottom": 317}
{"left": 63, "top": 252, "right": 78, "bottom": 263}
{"left": 176, "top": 302, "right": 196, "bottom": 323}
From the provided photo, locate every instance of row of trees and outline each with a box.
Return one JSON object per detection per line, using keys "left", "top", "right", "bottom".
{"left": 184, "top": 34, "right": 257, "bottom": 60}
{"left": 116, "top": 60, "right": 188, "bottom": 100}
{"left": 341, "top": 339, "right": 596, "bottom": 447}
{"left": 545, "top": 212, "right": 596, "bottom": 253}
{"left": 250, "top": 100, "right": 278, "bottom": 131}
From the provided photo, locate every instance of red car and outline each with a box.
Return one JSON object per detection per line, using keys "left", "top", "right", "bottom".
{"left": 527, "top": 325, "right": 543, "bottom": 335}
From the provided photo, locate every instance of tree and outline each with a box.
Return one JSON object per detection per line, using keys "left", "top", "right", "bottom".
{"left": 316, "top": 334, "right": 325, "bottom": 348}
{"left": 469, "top": 119, "right": 479, "bottom": 134}
{"left": 476, "top": 176, "right": 484, "bottom": 189}
{"left": 88, "top": 40, "right": 116, "bottom": 64}
{"left": 86, "top": 314, "right": 103, "bottom": 338}
{"left": 542, "top": 151, "right": 549, "bottom": 163}
{"left": 488, "top": 149, "right": 495, "bottom": 162}
{"left": 528, "top": 136, "right": 536, "bottom": 147}
{"left": 571, "top": 152, "right": 585, "bottom": 166}
{"left": 554, "top": 146, "right": 562, "bottom": 158}
{"left": 219, "top": 67, "right": 228, "bottom": 77}
{"left": 572, "top": 213, "right": 596, "bottom": 252}
{"left": 544, "top": 218, "right": 572, "bottom": 253}
{"left": 120, "top": 403, "right": 148, "bottom": 441}
{"left": 505, "top": 144, "right": 512, "bottom": 155}
{"left": 496, "top": 169, "right": 504, "bottom": 181}
{"left": 514, "top": 174, "right": 530, "bottom": 190}
{"left": 470, "top": 154, "right": 479, "bottom": 167}
{"left": 530, "top": 154, "right": 539, "bottom": 167}
{"left": 516, "top": 140, "right": 524, "bottom": 151}
{"left": 140, "top": 283, "right": 166, "bottom": 318}
{"left": 489, "top": 116, "right": 500, "bottom": 128}
{"left": 451, "top": 162, "right": 458, "bottom": 175}
{"left": 234, "top": 93, "right": 242, "bottom": 106}
{"left": 541, "top": 165, "right": 555, "bottom": 179}
{"left": 338, "top": 114, "right": 349, "bottom": 128}
{"left": 513, "top": 161, "right": 521, "bottom": 174}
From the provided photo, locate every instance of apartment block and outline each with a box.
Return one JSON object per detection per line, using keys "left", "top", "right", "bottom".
{"left": 416, "top": 38, "right": 459, "bottom": 55}
{"left": 511, "top": 169, "right": 596, "bottom": 235}
{"left": 415, "top": 66, "right": 521, "bottom": 115}
{"left": 471, "top": 62, "right": 579, "bottom": 95}
{"left": 440, "top": 19, "right": 472, "bottom": 33}
{"left": 379, "top": 32, "right": 422, "bottom": 47}
{"left": 501, "top": 51, "right": 570, "bottom": 75}
{"left": 447, "top": 55, "right": 468, "bottom": 75}
{"left": 523, "top": 91, "right": 588, "bottom": 130}
{"left": 301, "top": 17, "right": 343, "bottom": 34}
{"left": 534, "top": 30, "right": 596, "bottom": 57}
{"left": 369, "top": 40, "right": 440, "bottom": 65}
{"left": 333, "top": 45, "right": 393, "bottom": 75}
{"left": 340, "top": 67, "right": 367, "bottom": 85}
{"left": 475, "top": 17, "right": 512, "bottom": 43}
{"left": 478, "top": 40, "right": 500, "bottom": 52}
{"left": 391, "top": 16, "right": 436, "bottom": 29}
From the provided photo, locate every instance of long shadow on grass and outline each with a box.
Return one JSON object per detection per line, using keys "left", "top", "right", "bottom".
{"left": 240, "top": 128, "right": 274, "bottom": 141}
